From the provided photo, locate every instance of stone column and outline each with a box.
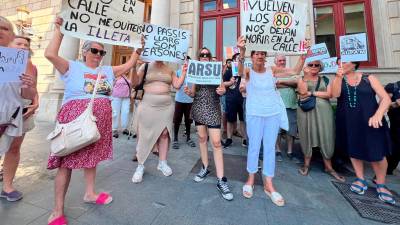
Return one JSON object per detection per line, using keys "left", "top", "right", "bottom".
{"left": 36, "top": 36, "right": 80, "bottom": 122}
{"left": 150, "top": 0, "right": 170, "bottom": 26}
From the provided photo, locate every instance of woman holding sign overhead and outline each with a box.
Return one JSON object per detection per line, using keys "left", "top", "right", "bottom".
{"left": 237, "top": 36, "right": 308, "bottom": 206}
{"left": 332, "top": 59, "right": 394, "bottom": 205}
{"left": 131, "top": 53, "right": 187, "bottom": 184}
{"left": 44, "top": 17, "right": 141, "bottom": 225}
{"left": 184, "top": 47, "right": 233, "bottom": 201}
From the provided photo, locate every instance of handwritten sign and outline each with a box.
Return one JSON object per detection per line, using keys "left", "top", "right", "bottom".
{"left": 224, "top": 46, "right": 240, "bottom": 60}
{"left": 60, "top": 0, "right": 145, "bottom": 47}
{"left": 305, "top": 43, "right": 330, "bottom": 63}
{"left": 0, "top": 46, "right": 29, "bottom": 84}
{"left": 141, "top": 24, "right": 190, "bottom": 64}
{"left": 320, "top": 57, "right": 338, "bottom": 74}
{"left": 340, "top": 33, "right": 368, "bottom": 62}
{"left": 186, "top": 60, "right": 222, "bottom": 85}
{"left": 240, "top": 0, "right": 308, "bottom": 54}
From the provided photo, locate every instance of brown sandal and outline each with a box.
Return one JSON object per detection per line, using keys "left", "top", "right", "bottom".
{"left": 325, "top": 170, "right": 346, "bottom": 182}
{"left": 298, "top": 166, "right": 310, "bottom": 176}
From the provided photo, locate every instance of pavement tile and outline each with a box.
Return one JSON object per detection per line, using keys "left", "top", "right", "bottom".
{"left": 0, "top": 201, "right": 48, "bottom": 225}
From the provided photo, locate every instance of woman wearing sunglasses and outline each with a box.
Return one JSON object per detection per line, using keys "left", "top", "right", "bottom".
{"left": 297, "top": 61, "right": 345, "bottom": 182}
{"left": 44, "top": 17, "right": 141, "bottom": 225}
{"left": 184, "top": 47, "right": 233, "bottom": 201}
{"left": 237, "top": 36, "right": 307, "bottom": 206}
{"left": 332, "top": 59, "right": 394, "bottom": 205}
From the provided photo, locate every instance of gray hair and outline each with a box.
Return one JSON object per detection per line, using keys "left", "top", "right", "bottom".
{"left": 81, "top": 40, "right": 104, "bottom": 62}
{"left": 274, "top": 54, "right": 286, "bottom": 64}
{"left": 0, "top": 16, "right": 15, "bottom": 39}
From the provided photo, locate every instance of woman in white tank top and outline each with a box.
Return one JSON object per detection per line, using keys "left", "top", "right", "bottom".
{"left": 237, "top": 36, "right": 308, "bottom": 207}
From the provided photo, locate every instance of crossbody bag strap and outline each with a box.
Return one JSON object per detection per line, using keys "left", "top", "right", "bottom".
{"left": 314, "top": 76, "right": 322, "bottom": 92}
{"left": 121, "top": 75, "right": 131, "bottom": 90}
{"left": 136, "top": 63, "right": 149, "bottom": 90}
{"left": 87, "top": 66, "right": 103, "bottom": 111}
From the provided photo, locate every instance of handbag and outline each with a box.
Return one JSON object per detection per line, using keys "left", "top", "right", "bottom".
{"left": 131, "top": 63, "right": 149, "bottom": 100}
{"left": 46, "top": 69, "right": 102, "bottom": 157}
{"left": 298, "top": 77, "right": 321, "bottom": 112}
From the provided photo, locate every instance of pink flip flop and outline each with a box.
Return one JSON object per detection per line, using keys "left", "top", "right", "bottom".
{"left": 48, "top": 215, "right": 67, "bottom": 225}
{"left": 84, "top": 192, "right": 113, "bottom": 205}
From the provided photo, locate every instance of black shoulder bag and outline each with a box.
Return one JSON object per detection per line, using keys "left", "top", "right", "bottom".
{"left": 298, "top": 77, "right": 322, "bottom": 112}
{"left": 131, "top": 63, "right": 149, "bottom": 100}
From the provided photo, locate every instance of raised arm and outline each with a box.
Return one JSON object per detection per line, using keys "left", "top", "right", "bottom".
{"left": 44, "top": 17, "right": 69, "bottom": 75}
{"left": 237, "top": 36, "right": 246, "bottom": 78}
{"left": 368, "top": 75, "right": 392, "bottom": 128}
{"left": 331, "top": 66, "right": 344, "bottom": 98}
{"left": 172, "top": 63, "right": 188, "bottom": 89}
{"left": 273, "top": 55, "right": 306, "bottom": 77}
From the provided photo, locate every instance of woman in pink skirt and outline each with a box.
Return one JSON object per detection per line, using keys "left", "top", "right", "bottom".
{"left": 45, "top": 18, "right": 142, "bottom": 225}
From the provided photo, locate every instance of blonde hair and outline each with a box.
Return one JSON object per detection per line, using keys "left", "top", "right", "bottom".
{"left": 0, "top": 16, "right": 15, "bottom": 35}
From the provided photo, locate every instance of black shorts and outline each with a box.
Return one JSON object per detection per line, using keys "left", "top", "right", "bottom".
{"left": 226, "top": 100, "right": 244, "bottom": 123}
{"left": 194, "top": 121, "right": 221, "bottom": 129}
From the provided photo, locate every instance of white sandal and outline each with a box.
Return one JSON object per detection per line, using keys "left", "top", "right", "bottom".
{"left": 264, "top": 190, "right": 285, "bottom": 207}
{"left": 242, "top": 184, "right": 254, "bottom": 199}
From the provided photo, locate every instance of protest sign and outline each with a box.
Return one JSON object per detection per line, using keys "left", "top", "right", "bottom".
{"left": 232, "top": 62, "right": 239, "bottom": 77}
{"left": 340, "top": 33, "right": 368, "bottom": 62}
{"left": 244, "top": 59, "right": 253, "bottom": 69}
{"left": 141, "top": 24, "right": 190, "bottom": 64}
{"left": 0, "top": 46, "right": 28, "bottom": 84}
{"left": 60, "top": 0, "right": 145, "bottom": 47}
{"left": 305, "top": 43, "right": 330, "bottom": 63}
{"left": 240, "top": 0, "right": 308, "bottom": 54}
{"left": 224, "top": 46, "right": 240, "bottom": 60}
{"left": 320, "top": 57, "right": 338, "bottom": 74}
{"left": 186, "top": 60, "right": 222, "bottom": 85}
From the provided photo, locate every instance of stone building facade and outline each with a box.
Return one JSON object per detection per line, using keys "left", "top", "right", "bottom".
{"left": 1, "top": 0, "right": 399, "bottom": 121}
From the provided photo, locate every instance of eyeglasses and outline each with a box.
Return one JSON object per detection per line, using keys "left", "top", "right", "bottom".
{"left": 308, "top": 63, "right": 321, "bottom": 68}
{"left": 90, "top": 48, "right": 107, "bottom": 56}
{"left": 199, "top": 53, "right": 211, "bottom": 58}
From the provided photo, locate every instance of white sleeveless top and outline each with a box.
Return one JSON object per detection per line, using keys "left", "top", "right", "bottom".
{"left": 245, "top": 68, "right": 288, "bottom": 130}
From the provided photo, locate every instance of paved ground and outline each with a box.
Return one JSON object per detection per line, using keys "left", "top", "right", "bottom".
{"left": 0, "top": 121, "right": 399, "bottom": 225}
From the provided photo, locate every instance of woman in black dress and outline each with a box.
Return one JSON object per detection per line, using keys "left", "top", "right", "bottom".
{"left": 332, "top": 59, "right": 395, "bottom": 205}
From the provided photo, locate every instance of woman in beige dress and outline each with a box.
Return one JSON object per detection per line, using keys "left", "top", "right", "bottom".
{"left": 131, "top": 61, "right": 187, "bottom": 183}
{"left": 297, "top": 61, "right": 344, "bottom": 182}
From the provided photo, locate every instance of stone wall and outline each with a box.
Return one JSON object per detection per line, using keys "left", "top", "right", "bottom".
{"left": 387, "top": 0, "right": 400, "bottom": 65}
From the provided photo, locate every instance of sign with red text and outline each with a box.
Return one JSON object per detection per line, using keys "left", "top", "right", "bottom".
{"left": 240, "top": 0, "right": 308, "bottom": 54}
{"left": 60, "top": 0, "right": 145, "bottom": 47}
{"left": 141, "top": 24, "right": 190, "bottom": 64}
{"left": 305, "top": 43, "right": 330, "bottom": 63}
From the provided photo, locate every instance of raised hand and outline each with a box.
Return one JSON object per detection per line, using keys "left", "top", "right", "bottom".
{"left": 336, "top": 66, "right": 344, "bottom": 78}
{"left": 55, "top": 17, "right": 63, "bottom": 30}
{"left": 237, "top": 36, "right": 246, "bottom": 51}
{"left": 184, "top": 86, "right": 191, "bottom": 96}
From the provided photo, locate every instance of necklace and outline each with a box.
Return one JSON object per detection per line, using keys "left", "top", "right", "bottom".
{"left": 344, "top": 76, "right": 357, "bottom": 108}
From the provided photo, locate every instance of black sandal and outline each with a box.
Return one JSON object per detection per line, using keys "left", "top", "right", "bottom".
{"left": 187, "top": 139, "right": 196, "bottom": 147}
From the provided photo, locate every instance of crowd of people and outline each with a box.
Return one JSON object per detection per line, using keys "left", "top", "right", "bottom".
{"left": 1, "top": 16, "right": 400, "bottom": 225}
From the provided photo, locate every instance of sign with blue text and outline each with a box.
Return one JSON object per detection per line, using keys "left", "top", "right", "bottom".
{"left": 0, "top": 46, "right": 29, "bottom": 84}
{"left": 61, "top": 0, "right": 144, "bottom": 47}
{"left": 320, "top": 57, "right": 338, "bottom": 74}
{"left": 340, "top": 33, "right": 368, "bottom": 62}
{"left": 305, "top": 43, "right": 330, "bottom": 63}
{"left": 186, "top": 60, "right": 222, "bottom": 85}
{"left": 240, "top": 0, "right": 308, "bottom": 54}
{"left": 141, "top": 24, "right": 190, "bottom": 64}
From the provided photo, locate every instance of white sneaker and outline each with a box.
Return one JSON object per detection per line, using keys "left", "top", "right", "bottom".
{"left": 157, "top": 161, "right": 173, "bottom": 177}
{"left": 132, "top": 164, "right": 145, "bottom": 183}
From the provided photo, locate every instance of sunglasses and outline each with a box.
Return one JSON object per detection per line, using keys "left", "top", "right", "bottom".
{"left": 90, "top": 48, "right": 107, "bottom": 56}
{"left": 308, "top": 63, "right": 321, "bottom": 68}
{"left": 199, "top": 53, "right": 211, "bottom": 58}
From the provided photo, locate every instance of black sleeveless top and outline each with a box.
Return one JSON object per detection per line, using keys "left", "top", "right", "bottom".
{"left": 335, "top": 75, "right": 391, "bottom": 162}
